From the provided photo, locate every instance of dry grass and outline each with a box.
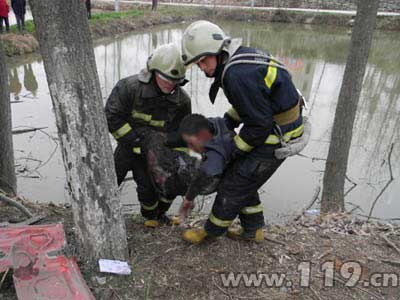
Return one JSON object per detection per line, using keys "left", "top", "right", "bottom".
{"left": 1, "top": 200, "right": 400, "bottom": 300}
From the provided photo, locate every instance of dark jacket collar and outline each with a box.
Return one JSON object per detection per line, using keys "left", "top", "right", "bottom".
{"left": 209, "top": 39, "right": 243, "bottom": 104}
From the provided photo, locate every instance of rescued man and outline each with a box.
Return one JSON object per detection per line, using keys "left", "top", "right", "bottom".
{"left": 179, "top": 21, "right": 304, "bottom": 243}
{"left": 145, "top": 114, "right": 234, "bottom": 212}
{"left": 105, "top": 43, "right": 191, "bottom": 228}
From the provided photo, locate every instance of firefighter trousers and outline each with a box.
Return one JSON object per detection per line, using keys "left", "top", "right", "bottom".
{"left": 114, "top": 144, "right": 175, "bottom": 219}
{"left": 204, "top": 154, "right": 284, "bottom": 236}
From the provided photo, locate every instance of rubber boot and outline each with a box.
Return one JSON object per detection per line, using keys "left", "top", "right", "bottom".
{"left": 182, "top": 227, "right": 208, "bottom": 244}
{"left": 144, "top": 219, "right": 160, "bottom": 228}
{"left": 158, "top": 214, "right": 182, "bottom": 226}
{"left": 227, "top": 227, "right": 264, "bottom": 243}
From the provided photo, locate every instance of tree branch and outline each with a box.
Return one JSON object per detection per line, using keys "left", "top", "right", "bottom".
{"left": 367, "top": 143, "right": 395, "bottom": 222}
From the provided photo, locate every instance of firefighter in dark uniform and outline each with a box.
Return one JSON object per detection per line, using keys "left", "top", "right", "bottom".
{"left": 105, "top": 43, "right": 191, "bottom": 228}
{"left": 179, "top": 21, "right": 304, "bottom": 243}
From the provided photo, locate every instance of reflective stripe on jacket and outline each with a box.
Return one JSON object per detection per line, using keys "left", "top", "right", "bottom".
{"left": 105, "top": 69, "right": 191, "bottom": 153}
{"left": 219, "top": 46, "right": 302, "bottom": 156}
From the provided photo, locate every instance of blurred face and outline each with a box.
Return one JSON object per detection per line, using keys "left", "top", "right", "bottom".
{"left": 182, "top": 129, "right": 213, "bottom": 153}
{"left": 196, "top": 55, "right": 217, "bottom": 77}
{"left": 155, "top": 72, "right": 178, "bottom": 94}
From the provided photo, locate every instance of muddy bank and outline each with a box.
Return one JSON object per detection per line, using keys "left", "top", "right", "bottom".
{"left": 2, "top": 2, "right": 399, "bottom": 57}
{"left": 2, "top": 199, "right": 400, "bottom": 300}
{"left": 0, "top": 33, "right": 39, "bottom": 56}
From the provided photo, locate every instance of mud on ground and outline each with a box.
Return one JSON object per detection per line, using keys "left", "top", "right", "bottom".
{"left": 1, "top": 198, "right": 400, "bottom": 300}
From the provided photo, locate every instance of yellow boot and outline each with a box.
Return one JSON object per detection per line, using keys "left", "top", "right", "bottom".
{"left": 227, "top": 227, "right": 264, "bottom": 243}
{"left": 144, "top": 219, "right": 160, "bottom": 228}
{"left": 182, "top": 227, "right": 208, "bottom": 244}
{"left": 170, "top": 216, "right": 182, "bottom": 226}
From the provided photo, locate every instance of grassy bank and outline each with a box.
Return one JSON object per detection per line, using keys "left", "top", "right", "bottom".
{"left": 0, "top": 4, "right": 205, "bottom": 56}
{"left": 1, "top": 3, "right": 399, "bottom": 56}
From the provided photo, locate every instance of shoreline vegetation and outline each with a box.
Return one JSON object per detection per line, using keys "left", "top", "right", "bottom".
{"left": 1, "top": 1, "right": 399, "bottom": 56}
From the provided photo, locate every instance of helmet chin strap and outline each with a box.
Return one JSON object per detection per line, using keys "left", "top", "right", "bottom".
{"left": 160, "top": 86, "right": 177, "bottom": 95}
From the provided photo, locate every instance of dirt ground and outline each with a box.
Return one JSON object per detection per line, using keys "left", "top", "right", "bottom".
{"left": 1, "top": 197, "right": 400, "bottom": 300}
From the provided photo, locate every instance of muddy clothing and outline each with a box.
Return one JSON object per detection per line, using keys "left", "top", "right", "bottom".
{"left": 146, "top": 136, "right": 199, "bottom": 199}
{"left": 146, "top": 118, "right": 237, "bottom": 204}
{"left": 185, "top": 117, "right": 235, "bottom": 201}
{"left": 203, "top": 43, "right": 301, "bottom": 236}
{"left": 204, "top": 156, "right": 283, "bottom": 235}
{"left": 145, "top": 132, "right": 220, "bottom": 201}
{"left": 105, "top": 69, "right": 191, "bottom": 152}
{"left": 105, "top": 70, "right": 191, "bottom": 219}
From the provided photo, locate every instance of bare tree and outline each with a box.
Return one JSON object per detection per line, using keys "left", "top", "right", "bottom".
{"left": 321, "top": 0, "right": 379, "bottom": 213}
{"left": 29, "top": 0, "right": 128, "bottom": 260}
{"left": 0, "top": 44, "right": 17, "bottom": 196}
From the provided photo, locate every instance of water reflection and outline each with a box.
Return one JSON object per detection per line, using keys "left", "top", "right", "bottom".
{"left": 9, "top": 68, "right": 22, "bottom": 100}
{"left": 23, "top": 64, "right": 38, "bottom": 97}
{"left": 8, "top": 22, "right": 400, "bottom": 223}
{"left": 8, "top": 63, "right": 38, "bottom": 100}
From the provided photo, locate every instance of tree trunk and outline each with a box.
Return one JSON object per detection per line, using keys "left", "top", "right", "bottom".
{"left": 0, "top": 44, "right": 17, "bottom": 196}
{"left": 152, "top": 0, "right": 158, "bottom": 11}
{"left": 29, "top": 0, "right": 128, "bottom": 261}
{"left": 115, "top": 0, "right": 119, "bottom": 12}
{"left": 321, "top": 0, "right": 379, "bottom": 213}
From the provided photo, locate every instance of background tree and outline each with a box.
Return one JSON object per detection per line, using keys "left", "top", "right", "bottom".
{"left": 321, "top": 0, "right": 380, "bottom": 213}
{"left": 0, "top": 43, "right": 17, "bottom": 196}
{"left": 30, "top": 0, "right": 128, "bottom": 260}
{"left": 152, "top": 0, "right": 158, "bottom": 11}
{"left": 115, "top": 0, "right": 119, "bottom": 12}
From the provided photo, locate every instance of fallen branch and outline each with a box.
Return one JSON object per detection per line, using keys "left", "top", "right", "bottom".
{"left": 380, "top": 234, "right": 400, "bottom": 257}
{"left": 212, "top": 276, "right": 264, "bottom": 299}
{"left": 344, "top": 174, "right": 358, "bottom": 197}
{"left": 296, "top": 153, "right": 327, "bottom": 162}
{"left": 212, "top": 276, "right": 233, "bottom": 300}
{"left": 0, "top": 192, "right": 33, "bottom": 218}
{"left": 264, "top": 236, "right": 287, "bottom": 247}
{"left": 346, "top": 202, "right": 363, "bottom": 214}
{"left": 367, "top": 143, "right": 395, "bottom": 222}
{"left": 354, "top": 213, "right": 400, "bottom": 222}
{"left": 0, "top": 268, "right": 9, "bottom": 290}
{"left": 380, "top": 259, "right": 400, "bottom": 267}
{"left": 310, "top": 285, "right": 323, "bottom": 300}
{"left": 0, "top": 215, "right": 44, "bottom": 228}
{"left": 315, "top": 274, "right": 383, "bottom": 299}
{"left": 12, "top": 127, "right": 48, "bottom": 135}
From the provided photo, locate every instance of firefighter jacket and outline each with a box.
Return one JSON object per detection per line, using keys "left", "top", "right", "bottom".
{"left": 210, "top": 41, "right": 303, "bottom": 158}
{"left": 105, "top": 69, "right": 191, "bottom": 154}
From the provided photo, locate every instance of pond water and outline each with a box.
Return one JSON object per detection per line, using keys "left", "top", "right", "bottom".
{"left": 7, "top": 21, "right": 400, "bottom": 223}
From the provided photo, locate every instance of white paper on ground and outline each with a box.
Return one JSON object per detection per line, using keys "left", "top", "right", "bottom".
{"left": 98, "top": 259, "right": 132, "bottom": 275}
